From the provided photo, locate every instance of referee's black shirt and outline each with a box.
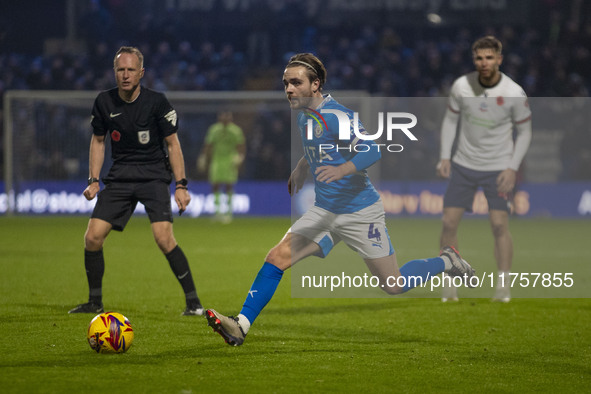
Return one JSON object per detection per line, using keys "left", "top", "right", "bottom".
{"left": 90, "top": 87, "right": 178, "bottom": 183}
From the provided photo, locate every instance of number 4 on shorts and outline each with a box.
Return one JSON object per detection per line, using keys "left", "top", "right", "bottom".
{"left": 368, "top": 223, "right": 381, "bottom": 242}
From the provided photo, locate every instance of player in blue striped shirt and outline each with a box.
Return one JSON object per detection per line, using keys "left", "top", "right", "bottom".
{"left": 205, "top": 53, "right": 476, "bottom": 346}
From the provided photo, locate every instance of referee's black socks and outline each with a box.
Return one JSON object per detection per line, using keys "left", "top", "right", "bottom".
{"left": 166, "top": 245, "right": 200, "bottom": 305}
{"left": 84, "top": 249, "right": 104, "bottom": 305}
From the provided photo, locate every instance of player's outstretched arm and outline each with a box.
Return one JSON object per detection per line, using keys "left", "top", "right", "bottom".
{"left": 288, "top": 156, "right": 310, "bottom": 196}
{"left": 83, "top": 134, "right": 105, "bottom": 201}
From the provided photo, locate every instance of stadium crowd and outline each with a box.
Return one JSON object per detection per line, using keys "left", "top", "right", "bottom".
{"left": 2, "top": 11, "right": 589, "bottom": 96}
{"left": 0, "top": 0, "right": 589, "bottom": 181}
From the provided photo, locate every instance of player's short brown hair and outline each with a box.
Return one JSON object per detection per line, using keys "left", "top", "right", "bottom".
{"left": 472, "top": 36, "right": 502, "bottom": 55}
{"left": 286, "top": 53, "right": 327, "bottom": 90}
{"left": 114, "top": 46, "right": 144, "bottom": 69}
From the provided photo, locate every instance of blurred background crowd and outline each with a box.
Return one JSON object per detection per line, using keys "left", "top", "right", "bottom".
{"left": 0, "top": 0, "right": 590, "bottom": 182}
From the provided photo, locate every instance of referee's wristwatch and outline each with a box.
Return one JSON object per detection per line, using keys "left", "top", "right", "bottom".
{"left": 175, "top": 178, "right": 188, "bottom": 188}
{"left": 88, "top": 177, "right": 99, "bottom": 186}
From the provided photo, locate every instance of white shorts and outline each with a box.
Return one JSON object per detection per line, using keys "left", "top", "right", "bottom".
{"left": 289, "top": 200, "right": 394, "bottom": 259}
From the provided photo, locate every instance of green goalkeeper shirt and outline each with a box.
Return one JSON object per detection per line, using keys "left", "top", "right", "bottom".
{"left": 205, "top": 121, "right": 245, "bottom": 183}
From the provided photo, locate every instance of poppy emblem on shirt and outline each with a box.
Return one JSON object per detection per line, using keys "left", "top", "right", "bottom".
{"left": 111, "top": 130, "right": 121, "bottom": 142}
{"left": 497, "top": 96, "right": 504, "bottom": 106}
{"left": 138, "top": 131, "right": 150, "bottom": 144}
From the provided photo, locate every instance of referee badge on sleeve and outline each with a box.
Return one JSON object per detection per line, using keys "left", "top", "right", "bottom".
{"left": 138, "top": 130, "right": 150, "bottom": 144}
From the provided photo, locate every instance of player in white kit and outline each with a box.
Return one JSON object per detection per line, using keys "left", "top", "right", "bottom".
{"left": 436, "top": 36, "right": 532, "bottom": 302}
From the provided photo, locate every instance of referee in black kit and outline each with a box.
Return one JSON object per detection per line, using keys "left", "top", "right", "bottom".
{"left": 69, "top": 46, "right": 203, "bottom": 316}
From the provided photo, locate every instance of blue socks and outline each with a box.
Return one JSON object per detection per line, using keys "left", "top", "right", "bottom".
{"left": 239, "top": 262, "right": 284, "bottom": 325}
{"left": 399, "top": 257, "right": 445, "bottom": 292}
{"left": 238, "top": 258, "right": 442, "bottom": 327}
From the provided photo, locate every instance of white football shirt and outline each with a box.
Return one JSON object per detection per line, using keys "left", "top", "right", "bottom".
{"left": 441, "top": 71, "right": 531, "bottom": 171}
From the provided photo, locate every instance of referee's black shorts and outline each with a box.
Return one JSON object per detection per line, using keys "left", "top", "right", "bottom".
{"left": 91, "top": 180, "right": 173, "bottom": 231}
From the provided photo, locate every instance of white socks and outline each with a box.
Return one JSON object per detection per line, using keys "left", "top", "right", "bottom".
{"left": 237, "top": 314, "right": 251, "bottom": 334}
{"left": 441, "top": 255, "right": 453, "bottom": 271}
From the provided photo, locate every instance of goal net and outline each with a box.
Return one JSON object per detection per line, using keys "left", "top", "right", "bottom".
{"left": 2, "top": 90, "right": 288, "bottom": 214}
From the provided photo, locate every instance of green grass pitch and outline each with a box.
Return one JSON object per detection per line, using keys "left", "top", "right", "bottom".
{"left": 0, "top": 216, "right": 589, "bottom": 393}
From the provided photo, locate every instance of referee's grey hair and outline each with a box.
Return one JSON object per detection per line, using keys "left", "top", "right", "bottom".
{"left": 114, "top": 46, "right": 144, "bottom": 69}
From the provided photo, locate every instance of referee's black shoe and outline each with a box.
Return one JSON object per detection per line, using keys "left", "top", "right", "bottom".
{"left": 68, "top": 302, "right": 104, "bottom": 314}
{"left": 182, "top": 303, "right": 204, "bottom": 316}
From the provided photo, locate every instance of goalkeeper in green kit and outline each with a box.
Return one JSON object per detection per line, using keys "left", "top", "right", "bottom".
{"left": 198, "top": 111, "right": 246, "bottom": 223}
